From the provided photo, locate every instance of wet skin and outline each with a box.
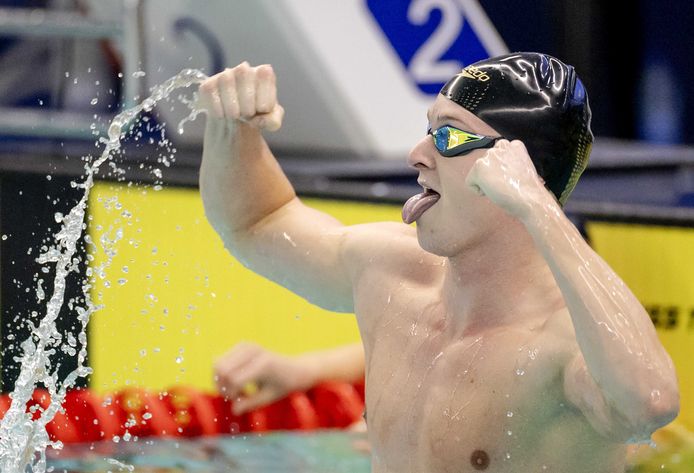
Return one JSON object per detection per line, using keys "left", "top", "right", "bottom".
{"left": 355, "top": 240, "right": 626, "bottom": 472}
{"left": 199, "top": 64, "right": 677, "bottom": 473}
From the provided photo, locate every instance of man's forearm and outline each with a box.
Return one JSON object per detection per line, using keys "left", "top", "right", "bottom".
{"left": 520, "top": 195, "right": 679, "bottom": 421}
{"left": 199, "top": 119, "right": 296, "bottom": 243}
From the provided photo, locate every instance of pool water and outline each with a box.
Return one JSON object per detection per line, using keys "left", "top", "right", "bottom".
{"left": 47, "top": 430, "right": 371, "bottom": 473}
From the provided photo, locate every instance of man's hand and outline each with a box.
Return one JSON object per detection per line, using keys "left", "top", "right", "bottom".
{"left": 214, "top": 342, "right": 315, "bottom": 415}
{"left": 198, "top": 62, "right": 284, "bottom": 131}
{"left": 464, "top": 139, "right": 549, "bottom": 218}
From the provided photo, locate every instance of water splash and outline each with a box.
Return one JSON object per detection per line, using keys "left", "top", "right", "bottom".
{"left": 0, "top": 68, "right": 208, "bottom": 473}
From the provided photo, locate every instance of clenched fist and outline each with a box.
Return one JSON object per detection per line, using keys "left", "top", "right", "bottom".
{"left": 464, "top": 139, "right": 550, "bottom": 219}
{"left": 198, "top": 62, "right": 284, "bottom": 131}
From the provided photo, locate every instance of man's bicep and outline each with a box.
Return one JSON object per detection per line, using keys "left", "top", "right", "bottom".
{"left": 231, "top": 198, "right": 356, "bottom": 312}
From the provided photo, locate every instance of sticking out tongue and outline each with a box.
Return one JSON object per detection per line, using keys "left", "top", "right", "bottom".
{"left": 402, "top": 189, "right": 441, "bottom": 224}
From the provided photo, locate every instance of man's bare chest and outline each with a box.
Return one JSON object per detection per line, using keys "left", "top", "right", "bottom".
{"left": 357, "top": 291, "right": 569, "bottom": 471}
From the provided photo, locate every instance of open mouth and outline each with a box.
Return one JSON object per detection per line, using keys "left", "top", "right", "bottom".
{"left": 402, "top": 187, "right": 441, "bottom": 224}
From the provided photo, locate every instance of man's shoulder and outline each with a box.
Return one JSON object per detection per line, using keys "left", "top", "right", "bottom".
{"left": 343, "top": 221, "right": 429, "bottom": 264}
{"left": 344, "top": 220, "right": 416, "bottom": 241}
{"left": 342, "top": 221, "right": 443, "bottom": 285}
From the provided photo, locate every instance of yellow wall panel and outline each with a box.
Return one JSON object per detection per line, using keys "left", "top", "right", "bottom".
{"left": 89, "top": 184, "right": 692, "bottom": 430}
{"left": 87, "top": 182, "right": 403, "bottom": 394}
{"left": 586, "top": 222, "right": 694, "bottom": 430}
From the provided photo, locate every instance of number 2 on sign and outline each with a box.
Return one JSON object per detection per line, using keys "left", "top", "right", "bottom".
{"left": 408, "top": 0, "right": 464, "bottom": 83}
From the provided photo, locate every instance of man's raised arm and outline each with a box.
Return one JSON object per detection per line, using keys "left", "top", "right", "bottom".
{"left": 198, "top": 62, "right": 292, "bottom": 240}
{"left": 197, "top": 62, "right": 362, "bottom": 313}
{"left": 467, "top": 140, "right": 680, "bottom": 442}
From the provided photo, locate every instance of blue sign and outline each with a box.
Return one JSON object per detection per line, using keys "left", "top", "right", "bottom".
{"left": 365, "top": 0, "right": 505, "bottom": 94}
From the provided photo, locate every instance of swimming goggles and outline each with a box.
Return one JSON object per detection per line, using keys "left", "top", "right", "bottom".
{"left": 428, "top": 125, "right": 501, "bottom": 157}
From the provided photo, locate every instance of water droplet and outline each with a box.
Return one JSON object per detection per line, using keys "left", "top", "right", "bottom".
{"left": 0, "top": 67, "right": 211, "bottom": 471}
{"left": 90, "top": 98, "right": 98, "bottom": 105}
{"left": 133, "top": 70, "right": 146, "bottom": 78}
{"left": 54, "top": 212, "right": 64, "bottom": 223}
{"left": 1, "top": 234, "right": 7, "bottom": 241}
{"left": 650, "top": 389, "right": 661, "bottom": 403}
{"left": 507, "top": 430, "right": 512, "bottom": 436}
{"left": 506, "top": 411, "right": 513, "bottom": 417}
{"left": 282, "top": 232, "right": 297, "bottom": 247}
{"left": 143, "top": 412, "right": 152, "bottom": 420}
{"left": 175, "top": 356, "right": 183, "bottom": 364}
{"left": 515, "top": 368, "right": 525, "bottom": 376}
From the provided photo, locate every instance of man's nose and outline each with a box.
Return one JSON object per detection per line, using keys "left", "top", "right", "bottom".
{"left": 407, "top": 136, "right": 436, "bottom": 170}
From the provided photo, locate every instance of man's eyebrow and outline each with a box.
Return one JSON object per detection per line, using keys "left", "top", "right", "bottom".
{"left": 436, "top": 114, "right": 460, "bottom": 124}
{"left": 426, "top": 109, "right": 477, "bottom": 132}
{"left": 428, "top": 112, "right": 471, "bottom": 129}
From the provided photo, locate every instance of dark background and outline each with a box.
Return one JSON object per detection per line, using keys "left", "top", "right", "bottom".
{"left": 481, "top": 0, "right": 694, "bottom": 144}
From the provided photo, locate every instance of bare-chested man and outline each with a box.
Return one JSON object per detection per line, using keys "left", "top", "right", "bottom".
{"left": 197, "top": 53, "right": 679, "bottom": 472}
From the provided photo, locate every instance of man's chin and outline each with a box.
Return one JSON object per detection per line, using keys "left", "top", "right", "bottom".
{"left": 415, "top": 226, "right": 447, "bottom": 256}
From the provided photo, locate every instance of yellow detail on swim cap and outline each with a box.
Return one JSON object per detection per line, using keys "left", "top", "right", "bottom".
{"left": 460, "top": 70, "right": 476, "bottom": 80}
{"left": 460, "top": 65, "right": 491, "bottom": 82}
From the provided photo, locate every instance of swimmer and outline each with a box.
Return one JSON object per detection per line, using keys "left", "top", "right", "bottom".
{"left": 197, "top": 54, "right": 679, "bottom": 472}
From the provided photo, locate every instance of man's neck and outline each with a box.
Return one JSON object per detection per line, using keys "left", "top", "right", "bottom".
{"left": 440, "top": 219, "right": 565, "bottom": 333}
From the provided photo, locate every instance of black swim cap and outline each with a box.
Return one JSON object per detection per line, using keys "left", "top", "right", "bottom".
{"left": 440, "top": 52, "right": 593, "bottom": 205}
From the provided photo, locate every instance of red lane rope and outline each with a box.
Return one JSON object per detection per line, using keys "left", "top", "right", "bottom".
{"left": 0, "top": 382, "right": 366, "bottom": 443}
